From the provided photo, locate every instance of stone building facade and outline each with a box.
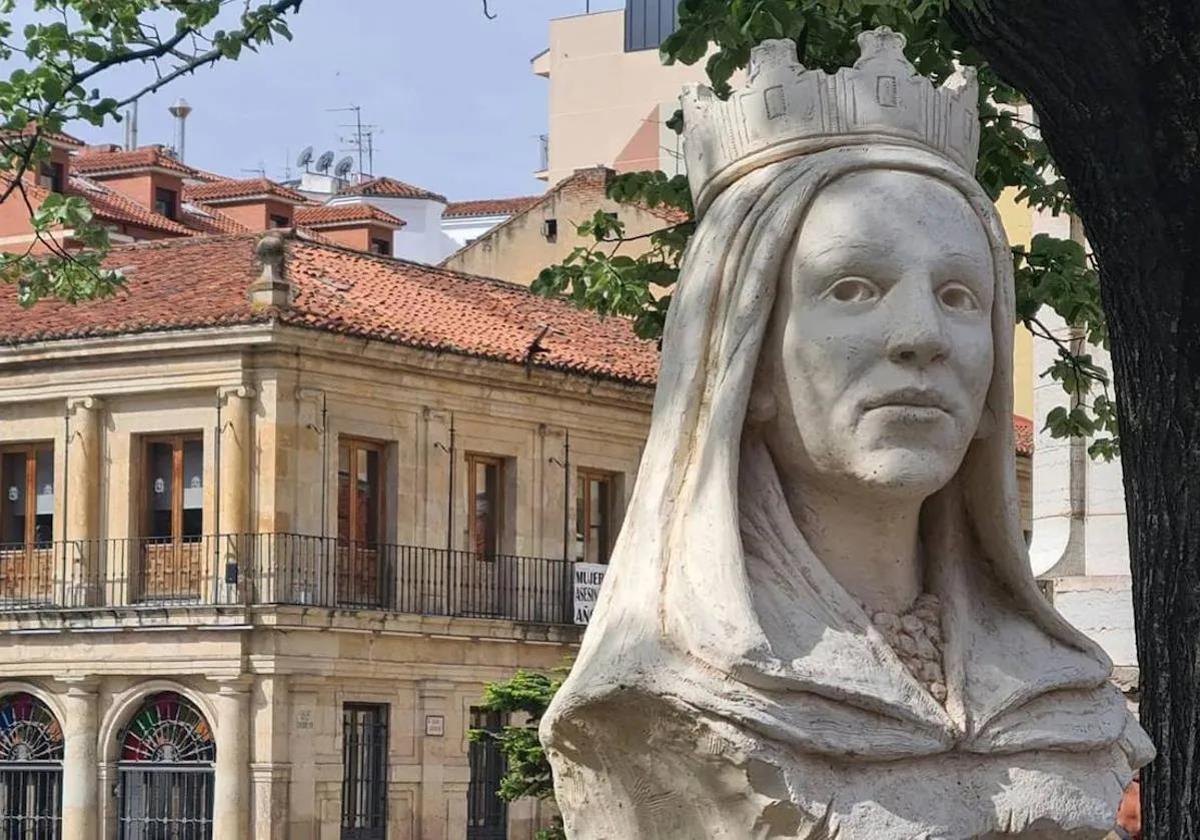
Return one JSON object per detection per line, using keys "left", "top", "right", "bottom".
{"left": 0, "top": 231, "right": 656, "bottom": 840}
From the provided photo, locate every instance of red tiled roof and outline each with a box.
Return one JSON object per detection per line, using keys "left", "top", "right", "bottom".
{"left": 1, "top": 124, "right": 85, "bottom": 147}
{"left": 0, "top": 233, "right": 658, "bottom": 386}
{"left": 1014, "top": 415, "right": 1034, "bottom": 456}
{"left": 183, "top": 178, "right": 308, "bottom": 204}
{"left": 444, "top": 196, "right": 543, "bottom": 218}
{"left": 294, "top": 203, "right": 405, "bottom": 228}
{"left": 338, "top": 176, "right": 446, "bottom": 203}
{"left": 73, "top": 146, "right": 194, "bottom": 176}
{"left": 180, "top": 202, "right": 251, "bottom": 235}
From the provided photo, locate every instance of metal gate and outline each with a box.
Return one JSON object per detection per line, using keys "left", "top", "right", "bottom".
{"left": 467, "top": 709, "right": 507, "bottom": 840}
{"left": 0, "top": 693, "right": 63, "bottom": 840}
{"left": 341, "top": 704, "right": 388, "bottom": 840}
{"left": 117, "top": 692, "right": 215, "bottom": 840}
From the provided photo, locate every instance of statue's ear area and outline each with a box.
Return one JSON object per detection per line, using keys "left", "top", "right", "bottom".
{"left": 974, "top": 404, "right": 997, "bottom": 439}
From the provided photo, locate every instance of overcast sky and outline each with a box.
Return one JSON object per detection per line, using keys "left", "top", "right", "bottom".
{"left": 37, "top": 2, "right": 625, "bottom": 200}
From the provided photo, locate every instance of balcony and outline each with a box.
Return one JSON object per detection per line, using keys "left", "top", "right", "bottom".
{"left": 0, "top": 534, "right": 577, "bottom": 626}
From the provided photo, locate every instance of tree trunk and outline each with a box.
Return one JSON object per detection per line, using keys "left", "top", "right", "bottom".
{"left": 947, "top": 2, "right": 1200, "bottom": 836}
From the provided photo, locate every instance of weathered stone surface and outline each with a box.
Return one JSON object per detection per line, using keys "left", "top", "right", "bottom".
{"left": 541, "top": 29, "right": 1152, "bottom": 840}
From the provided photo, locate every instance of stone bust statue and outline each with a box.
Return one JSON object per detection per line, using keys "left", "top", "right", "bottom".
{"left": 540, "top": 29, "right": 1152, "bottom": 840}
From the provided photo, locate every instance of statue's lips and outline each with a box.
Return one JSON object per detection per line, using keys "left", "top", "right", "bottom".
{"left": 861, "top": 388, "right": 954, "bottom": 418}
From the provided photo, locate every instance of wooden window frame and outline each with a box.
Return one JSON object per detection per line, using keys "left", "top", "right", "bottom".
{"left": 154, "top": 186, "right": 178, "bottom": 220}
{"left": 1, "top": 443, "right": 54, "bottom": 548}
{"left": 338, "top": 437, "right": 386, "bottom": 547}
{"left": 466, "top": 453, "right": 505, "bottom": 558}
{"left": 141, "top": 433, "right": 203, "bottom": 542}
{"left": 577, "top": 469, "right": 615, "bottom": 565}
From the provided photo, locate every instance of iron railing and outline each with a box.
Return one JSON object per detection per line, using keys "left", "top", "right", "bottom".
{"left": 0, "top": 534, "right": 576, "bottom": 624}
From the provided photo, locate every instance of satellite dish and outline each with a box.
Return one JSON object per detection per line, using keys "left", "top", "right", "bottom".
{"left": 296, "top": 145, "right": 314, "bottom": 170}
{"left": 334, "top": 155, "right": 355, "bottom": 179}
{"left": 315, "top": 150, "right": 335, "bottom": 173}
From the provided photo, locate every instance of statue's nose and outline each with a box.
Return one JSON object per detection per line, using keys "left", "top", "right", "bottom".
{"left": 885, "top": 286, "right": 950, "bottom": 367}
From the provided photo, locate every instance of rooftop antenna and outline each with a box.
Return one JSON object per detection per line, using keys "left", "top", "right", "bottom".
{"left": 240, "top": 162, "right": 267, "bottom": 178}
{"left": 296, "top": 145, "right": 315, "bottom": 172}
{"left": 124, "top": 100, "right": 139, "bottom": 150}
{"left": 334, "top": 155, "right": 354, "bottom": 181}
{"left": 167, "top": 97, "right": 193, "bottom": 162}
{"left": 314, "top": 150, "right": 335, "bottom": 174}
{"left": 328, "top": 104, "right": 365, "bottom": 179}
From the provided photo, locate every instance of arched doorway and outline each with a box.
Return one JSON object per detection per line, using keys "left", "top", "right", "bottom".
{"left": 117, "top": 692, "right": 214, "bottom": 840}
{"left": 0, "top": 692, "right": 63, "bottom": 839}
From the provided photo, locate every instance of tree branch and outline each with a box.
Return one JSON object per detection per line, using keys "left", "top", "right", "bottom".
{"left": 482, "top": 0, "right": 497, "bottom": 19}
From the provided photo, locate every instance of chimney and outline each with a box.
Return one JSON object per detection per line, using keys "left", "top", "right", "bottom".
{"left": 168, "top": 98, "right": 193, "bottom": 162}
{"left": 249, "top": 234, "right": 290, "bottom": 307}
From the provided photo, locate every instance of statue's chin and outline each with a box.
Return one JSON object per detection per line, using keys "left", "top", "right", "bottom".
{"left": 843, "top": 447, "right": 962, "bottom": 500}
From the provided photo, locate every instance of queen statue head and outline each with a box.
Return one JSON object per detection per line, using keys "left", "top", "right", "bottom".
{"left": 540, "top": 28, "right": 1152, "bottom": 840}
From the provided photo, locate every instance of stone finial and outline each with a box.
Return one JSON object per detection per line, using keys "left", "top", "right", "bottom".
{"left": 249, "top": 233, "right": 290, "bottom": 307}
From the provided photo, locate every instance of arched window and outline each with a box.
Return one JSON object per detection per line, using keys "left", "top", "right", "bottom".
{"left": 117, "top": 692, "right": 214, "bottom": 840}
{"left": 0, "top": 691, "right": 64, "bottom": 839}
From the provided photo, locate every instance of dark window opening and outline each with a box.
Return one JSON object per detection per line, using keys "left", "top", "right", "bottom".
{"left": 38, "top": 161, "right": 65, "bottom": 193}
{"left": 624, "top": 0, "right": 680, "bottom": 52}
{"left": 369, "top": 238, "right": 391, "bottom": 256}
{"left": 269, "top": 214, "right": 290, "bottom": 228}
{"left": 467, "top": 454, "right": 504, "bottom": 557}
{"left": 154, "top": 187, "right": 178, "bottom": 220}
{"left": 338, "top": 439, "right": 384, "bottom": 547}
{"left": 467, "top": 708, "right": 508, "bottom": 840}
{"left": 341, "top": 703, "right": 388, "bottom": 840}
{"left": 1, "top": 445, "right": 54, "bottom": 549}
{"left": 541, "top": 218, "right": 557, "bottom": 241}
{"left": 576, "top": 470, "right": 614, "bottom": 565}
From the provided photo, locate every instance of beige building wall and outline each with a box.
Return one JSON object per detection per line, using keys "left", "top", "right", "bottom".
{"left": 442, "top": 168, "right": 681, "bottom": 287}
{"left": 996, "top": 188, "right": 1036, "bottom": 422}
{"left": 535, "top": 10, "right": 712, "bottom": 185}
{"left": 0, "top": 325, "right": 653, "bottom": 840}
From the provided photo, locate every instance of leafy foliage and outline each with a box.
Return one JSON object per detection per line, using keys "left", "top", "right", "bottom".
{"left": 469, "top": 668, "right": 567, "bottom": 840}
{"left": 534, "top": 0, "right": 1116, "bottom": 456}
{"left": 0, "top": 0, "right": 303, "bottom": 306}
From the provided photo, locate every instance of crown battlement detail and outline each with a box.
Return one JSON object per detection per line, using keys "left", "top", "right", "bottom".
{"left": 682, "top": 28, "right": 979, "bottom": 213}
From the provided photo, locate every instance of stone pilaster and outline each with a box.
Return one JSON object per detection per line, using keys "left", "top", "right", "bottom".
{"left": 212, "top": 677, "right": 253, "bottom": 840}
{"left": 58, "top": 678, "right": 99, "bottom": 840}
{"left": 417, "top": 680, "right": 455, "bottom": 840}
{"left": 64, "top": 397, "right": 103, "bottom": 605}
{"left": 218, "top": 386, "right": 255, "bottom": 602}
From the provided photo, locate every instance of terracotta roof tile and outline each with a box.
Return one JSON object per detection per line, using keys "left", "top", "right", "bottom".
{"left": 73, "top": 146, "right": 194, "bottom": 176}
{"left": 0, "top": 233, "right": 658, "bottom": 386}
{"left": 444, "top": 196, "right": 543, "bottom": 218}
{"left": 180, "top": 202, "right": 251, "bottom": 235}
{"left": 1, "top": 124, "right": 86, "bottom": 147}
{"left": 338, "top": 176, "right": 446, "bottom": 203}
{"left": 295, "top": 203, "right": 405, "bottom": 228}
{"left": 183, "top": 177, "right": 309, "bottom": 204}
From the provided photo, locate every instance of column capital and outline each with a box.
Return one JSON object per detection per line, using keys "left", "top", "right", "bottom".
{"left": 217, "top": 384, "right": 256, "bottom": 405}
{"left": 55, "top": 676, "right": 101, "bottom": 697}
{"left": 417, "top": 679, "right": 456, "bottom": 701}
{"left": 65, "top": 395, "right": 103, "bottom": 416}
{"left": 211, "top": 675, "right": 255, "bottom": 695}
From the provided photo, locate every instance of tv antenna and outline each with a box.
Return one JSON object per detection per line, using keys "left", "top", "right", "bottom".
{"left": 334, "top": 155, "right": 355, "bottom": 180}
{"left": 329, "top": 104, "right": 368, "bottom": 179}
{"left": 241, "top": 162, "right": 267, "bottom": 178}
{"left": 314, "top": 150, "right": 335, "bottom": 174}
{"left": 296, "top": 145, "right": 314, "bottom": 172}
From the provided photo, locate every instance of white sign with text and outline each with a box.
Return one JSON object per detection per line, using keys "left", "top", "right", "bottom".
{"left": 573, "top": 562, "right": 608, "bottom": 625}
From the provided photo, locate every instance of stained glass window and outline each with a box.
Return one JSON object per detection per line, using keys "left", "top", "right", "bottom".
{"left": 120, "top": 692, "right": 214, "bottom": 765}
{"left": 0, "top": 693, "right": 62, "bottom": 763}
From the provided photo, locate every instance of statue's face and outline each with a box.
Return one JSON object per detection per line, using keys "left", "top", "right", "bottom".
{"left": 759, "top": 169, "right": 995, "bottom": 500}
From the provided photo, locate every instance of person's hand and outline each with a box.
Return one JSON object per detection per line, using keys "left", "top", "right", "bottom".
{"left": 1116, "top": 778, "right": 1141, "bottom": 840}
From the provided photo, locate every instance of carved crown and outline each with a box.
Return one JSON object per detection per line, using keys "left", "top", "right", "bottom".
{"left": 681, "top": 28, "right": 980, "bottom": 213}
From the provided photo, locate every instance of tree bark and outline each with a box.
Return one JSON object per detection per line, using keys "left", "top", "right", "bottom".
{"left": 947, "top": 2, "right": 1200, "bottom": 837}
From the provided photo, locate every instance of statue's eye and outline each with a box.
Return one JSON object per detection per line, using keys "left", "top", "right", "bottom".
{"left": 826, "top": 277, "right": 880, "bottom": 303}
{"left": 938, "top": 283, "right": 980, "bottom": 312}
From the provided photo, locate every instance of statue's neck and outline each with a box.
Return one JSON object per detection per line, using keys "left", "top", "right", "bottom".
{"left": 782, "top": 480, "right": 924, "bottom": 615}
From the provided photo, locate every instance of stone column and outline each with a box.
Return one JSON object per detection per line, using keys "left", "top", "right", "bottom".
{"left": 212, "top": 677, "right": 253, "bottom": 840}
{"left": 58, "top": 679, "right": 99, "bottom": 840}
{"left": 218, "top": 386, "right": 255, "bottom": 603}
{"left": 65, "top": 397, "right": 103, "bottom": 605}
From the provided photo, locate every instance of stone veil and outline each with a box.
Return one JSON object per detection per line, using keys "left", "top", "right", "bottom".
{"left": 540, "top": 31, "right": 1153, "bottom": 840}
